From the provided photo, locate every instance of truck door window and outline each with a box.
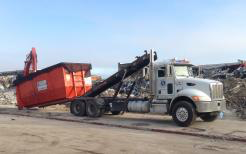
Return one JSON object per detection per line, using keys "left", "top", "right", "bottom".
{"left": 158, "top": 67, "right": 166, "bottom": 77}
{"left": 174, "top": 66, "right": 190, "bottom": 77}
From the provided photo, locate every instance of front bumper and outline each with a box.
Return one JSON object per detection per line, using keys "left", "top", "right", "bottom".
{"left": 196, "top": 99, "right": 226, "bottom": 113}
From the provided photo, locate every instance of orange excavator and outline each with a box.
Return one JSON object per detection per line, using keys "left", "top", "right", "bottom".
{"left": 23, "top": 47, "right": 37, "bottom": 76}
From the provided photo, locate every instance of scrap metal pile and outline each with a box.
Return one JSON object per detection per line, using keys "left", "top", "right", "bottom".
{"left": 99, "top": 70, "right": 150, "bottom": 98}
{"left": 97, "top": 62, "right": 150, "bottom": 98}
{"left": 0, "top": 75, "right": 17, "bottom": 105}
{"left": 197, "top": 60, "right": 246, "bottom": 118}
{"left": 223, "top": 78, "right": 246, "bottom": 118}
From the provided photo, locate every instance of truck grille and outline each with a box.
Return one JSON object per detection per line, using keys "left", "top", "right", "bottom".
{"left": 211, "top": 83, "right": 223, "bottom": 100}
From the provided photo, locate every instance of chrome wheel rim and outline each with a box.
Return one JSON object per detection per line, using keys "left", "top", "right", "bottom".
{"left": 176, "top": 107, "right": 189, "bottom": 122}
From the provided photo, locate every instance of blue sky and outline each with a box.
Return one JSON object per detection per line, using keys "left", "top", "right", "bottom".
{"left": 1, "top": 0, "right": 246, "bottom": 77}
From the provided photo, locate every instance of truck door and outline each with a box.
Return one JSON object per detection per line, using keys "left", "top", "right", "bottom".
{"left": 156, "top": 65, "right": 175, "bottom": 99}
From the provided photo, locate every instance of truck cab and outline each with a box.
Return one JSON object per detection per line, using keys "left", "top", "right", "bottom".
{"left": 149, "top": 59, "right": 225, "bottom": 126}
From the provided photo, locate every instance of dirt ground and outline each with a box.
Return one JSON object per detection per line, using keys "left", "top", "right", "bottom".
{"left": 1, "top": 105, "right": 246, "bottom": 141}
{"left": 0, "top": 107, "right": 246, "bottom": 154}
{"left": 0, "top": 114, "right": 246, "bottom": 154}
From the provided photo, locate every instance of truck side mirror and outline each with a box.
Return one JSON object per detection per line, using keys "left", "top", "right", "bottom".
{"left": 154, "top": 51, "right": 158, "bottom": 61}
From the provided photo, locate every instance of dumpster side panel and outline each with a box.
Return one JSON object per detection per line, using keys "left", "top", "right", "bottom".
{"left": 63, "top": 69, "right": 92, "bottom": 98}
{"left": 64, "top": 70, "right": 81, "bottom": 98}
{"left": 84, "top": 76, "right": 92, "bottom": 92}
{"left": 16, "top": 80, "right": 37, "bottom": 109}
{"left": 16, "top": 63, "right": 92, "bottom": 109}
{"left": 34, "top": 67, "right": 66, "bottom": 106}
{"left": 16, "top": 67, "right": 67, "bottom": 108}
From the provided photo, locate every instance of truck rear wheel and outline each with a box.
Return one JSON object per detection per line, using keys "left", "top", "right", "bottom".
{"left": 86, "top": 101, "right": 104, "bottom": 117}
{"left": 200, "top": 112, "right": 218, "bottom": 122}
{"left": 172, "top": 101, "right": 196, "bottom": 127}
{"left": 70, "top": 100, "right": 86, "bottom": 116}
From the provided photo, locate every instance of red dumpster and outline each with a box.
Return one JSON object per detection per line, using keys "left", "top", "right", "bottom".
{"left": 14, "top": 63, "right": 92, "bottom": 109}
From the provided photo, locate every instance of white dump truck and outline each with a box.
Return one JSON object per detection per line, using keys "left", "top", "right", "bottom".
{"left": 68, "top": 50, "right": 226, "bottom": 127}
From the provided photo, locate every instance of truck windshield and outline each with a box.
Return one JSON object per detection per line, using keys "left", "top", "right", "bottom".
{"left": 174, "top": 66, "right": 192, "bottom": 77}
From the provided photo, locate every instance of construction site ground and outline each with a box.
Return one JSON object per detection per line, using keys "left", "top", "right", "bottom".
{"left": 0, "top": 105, "right": 246, "bottom": 154}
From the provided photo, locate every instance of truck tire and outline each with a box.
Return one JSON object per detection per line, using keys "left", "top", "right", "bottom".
{"left": 111, "top": 111, "right": 121, "bottom": 115}
{"left": 86, "top": 101, "right": 103, "bottom": 117}
{"left": 200, "top": 112, "right": 218, "bottom": 122}
{"left": 172, "top": 101, "right": 196, "bottom": 127}
{"left": 70, "top": 100, "right": 86, "bottom": 116}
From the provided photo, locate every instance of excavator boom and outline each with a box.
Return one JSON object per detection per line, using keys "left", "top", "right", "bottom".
{"left": 24, "top": 47, "right": 37, "bottom": 76}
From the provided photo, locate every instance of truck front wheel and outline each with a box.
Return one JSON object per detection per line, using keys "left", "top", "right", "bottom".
{"left": 200, "top": 112, "right": 218, "bottom": 122}
{"left": 172, "top": 101, "right": 196, "bottom": 127}
{"left": 70, "top": 100, "right": 86, "bottom": 116}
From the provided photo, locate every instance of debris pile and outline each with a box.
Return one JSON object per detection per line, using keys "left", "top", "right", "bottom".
{"left": 99, "top": 88, "right": 115, "bottom": 97}
{"left": 0, "top": 76, "right": 15, "bottom": 90}
{"left": 223, "top": 78, "right": 246, "bottom": 119}
{"left": 196, "top": 60, "right": 246, "bottom": 80}
{"left": 0, "top": 75, "right": 17, "bottom": 105}
{"left": 197, "top": 61, "right": 246, "bottom": 119}
{"left": 117, "top": 77, "right": 149, "bottom": 98}
{"left": 99, "top": 70, "right": 150, "bottom": 98}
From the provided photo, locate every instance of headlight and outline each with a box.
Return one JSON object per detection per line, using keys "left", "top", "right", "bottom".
{"left": 192, "top": 96, "right": 200, "bottom": 102}
{"left": 192, "top": 96, "right": 210, "bottom": 102}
